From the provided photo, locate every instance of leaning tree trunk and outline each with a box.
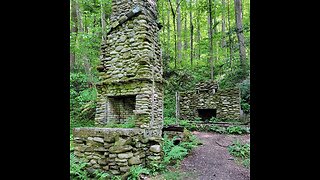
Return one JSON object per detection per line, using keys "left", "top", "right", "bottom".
{"left": 234, "top": 0, "right": 246, "bottom": 75}
{"left": 168, "top": 0, "right": 177, "bottom": 68}
{"left": 190, "top": 0, "right": 194, "bottom": 67}
{"left": 213, "top": 0, "right": 217, "bottom": 34}
{"left": 208, "top": 0, "right": 214, "bottom": 80}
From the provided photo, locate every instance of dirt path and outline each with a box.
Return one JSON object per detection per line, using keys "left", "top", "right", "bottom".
{"left": 179, "top": 131, "right": 250, "bottom": 180}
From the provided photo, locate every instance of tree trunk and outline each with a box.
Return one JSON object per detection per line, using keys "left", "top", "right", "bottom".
{"left": 234, "top": 0, "right": 246, "bottom": 75}
{"left": 167, "top": 7, "right": 171, "bottom": 66}
{"left": 168, "top": 0, "right": 177, "bottom": 68}
{"left": 209, "top": 0, "right": 214, "bottom": 80}
{"left": 100, "top": 1, "right": 106, "bottom": 41}
{"left": 207, "top": 15, "right": 210, "bottom": 64}
{"left": 221, "top": 0, "right": 226, "bottom": 47}
{"left": 196, "top": 0, "right": 201, "bottom": 61}
{"left": 213, "top": 0, "right": 217, "bottom": 34}
{"left": 70, "top": 0, "right": 78, "bottom": 72}
{"left": 227, "top": 0, "right": 233, "bottom": 69}
{"left": 177, "top": 0, "right": 182, "bottom": 65}
{"left": 184, "top": 8, "right": 188, "bottom": 61}
{"left": 190, "top": 0, "right": 194, "bottom": 67}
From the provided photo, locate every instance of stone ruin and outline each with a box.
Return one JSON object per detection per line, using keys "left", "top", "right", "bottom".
{"left": 177, "top": 81, "right": 241, "bottom": 121}
{"left": 73, "top": 0, "right": 163, "bottom": 176}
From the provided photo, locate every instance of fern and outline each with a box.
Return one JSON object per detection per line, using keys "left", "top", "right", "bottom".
{"left": 128, "top": 165, "right": 150, "bottom": 180}
{"left": 70, "top": 153, "right": 88, "bottom": 180}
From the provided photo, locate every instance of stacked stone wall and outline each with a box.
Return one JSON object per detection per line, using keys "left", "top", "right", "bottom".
{"left": 179, "top": 88, "right": 241, "bottom": 120}
{"left": 73, "top": 128, "right": 162, "bottom": 176}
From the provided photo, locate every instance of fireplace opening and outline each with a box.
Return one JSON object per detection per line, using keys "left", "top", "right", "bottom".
{"left": 197, "top": 109, "right": 216, "bottom": 122}
{"left": 108, "top": 95, "right": 136, "bottom": 123}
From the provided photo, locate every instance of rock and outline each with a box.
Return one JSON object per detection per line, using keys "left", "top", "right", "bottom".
{"left": 117, "top": 162, "right": 128, "bottom": 166}
{"left": 109, "top": 145, "right": 133, "bottom": 153}
{"left": 118, "top": 152, "right": 133, "bottom": 159}
{"left": 149, "top": 145, "right": 161, "bottom": 153}
{"left": 120, "top": 166, "right": 130, "bottom": 172}
{"left": 120, "top": 48, "right": 130, "bottom": 53}
{"left": 102, "top": 165, "right": 109, "bottom": 171}
{"left": 94, "top": 147, "right": 107, "bottom": 151}
{"left": 92, "top": 137, "right": 104, "bottom": 143}
{"left": 114, "top": 137, "right": 126, "bottom": 146}
{"left": 92, "top": 164, "right": 100, "bottom": 169}
{"left": 115, "top": 46, "right": 124, "bottom": 51}
{"left": 110, "top": 170, "right": 120, "bottom": 175}
{"left": 110, "top": 51, "right": 117, "bottom": 55}
{"left": 128, "top": 157, "right": 141, "bottom": 165}
{"left": 110, "top": 165, "right": 118, "bottom": 169}
{"left": 115, "top": 158, "right": 127, "bottom": 162}
{"left": 119, "top": 35, "right": 127, "bottom": 42}
{"left": 90, "top": 159, "right": 97, "bottom": 164}
{"left": 98, "top": 159, "right": 107, "bottom": 165}
{"left": 109, "top": 154, "right": 117, "bottom": 158}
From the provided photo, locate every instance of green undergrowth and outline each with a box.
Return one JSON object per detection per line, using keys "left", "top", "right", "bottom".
{"left": 228, "top": 140, "right": 250, "bottom": 168}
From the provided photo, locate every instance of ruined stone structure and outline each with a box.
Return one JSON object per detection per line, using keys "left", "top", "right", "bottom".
{"left": 177, "top": 81, "right": 241, "bottom": 121}
{"left": 73, "top": 128, "right": 162, "bottom": 175}
{"left": 73, "top": 0, "right": 163, "bottom": 176}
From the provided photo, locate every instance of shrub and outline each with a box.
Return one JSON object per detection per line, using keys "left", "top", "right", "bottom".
{"left": 241, "top": 100, "right": 250, "bottom": 114}
{"left": 238, "top": 75, "right": 250, "bottom": 103}
{"left": 164, "top": 117, "right": 178, "bottom": 126}
{"left": 226, "top": 126, "right": 250, "bottom": 134}
{"left": 228, "top": 141, "right": 250, "bottom": 168}
{"left": 70, "top": 72, "right": 97, "bottom": 122}
{"left": 228, "top": 141, "right": 250, "bottom": 159}
{"left": 209, "top": 125, "right": 226, "bottom": 134}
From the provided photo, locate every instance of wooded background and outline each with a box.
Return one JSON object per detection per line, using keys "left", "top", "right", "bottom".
{"left": 70, "top": 0, "right": 250, "bottom": 128}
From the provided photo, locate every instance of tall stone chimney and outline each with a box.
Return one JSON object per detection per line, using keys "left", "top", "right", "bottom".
{"left": 95, "top": 0, "right": 163, "bottom": 137}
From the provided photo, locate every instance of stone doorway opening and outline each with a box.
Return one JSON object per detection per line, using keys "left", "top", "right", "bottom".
{"left": 197, "top": 109, "right": 216, "bottom": 121}
{"left": 108, "top": 95, "right": 136, "bottom": 123}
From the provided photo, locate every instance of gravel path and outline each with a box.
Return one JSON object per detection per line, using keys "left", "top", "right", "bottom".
{"left": 179, "top": 131, "right": 250, "bottom": 180}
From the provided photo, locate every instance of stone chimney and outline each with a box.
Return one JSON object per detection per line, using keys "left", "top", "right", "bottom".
{"left": 95, "top": 0, "right": 163, "bottom": 137}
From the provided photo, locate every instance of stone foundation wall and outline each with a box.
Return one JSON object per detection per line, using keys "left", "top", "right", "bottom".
{"left": 73, "top": 128, "right": 163, "bottom": 176}
{"left": 179, "top": 88, "right": 241, "bottom": 120}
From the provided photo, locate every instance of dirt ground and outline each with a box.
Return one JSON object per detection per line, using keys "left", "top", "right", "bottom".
{"left": 178, "top": 131, "right": 250, "bottom": 180}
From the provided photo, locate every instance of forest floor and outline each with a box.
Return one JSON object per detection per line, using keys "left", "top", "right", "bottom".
{"left": 177, "top": 131, "right": 250, "bottom": 180}
{"left": 149, "top": 131, "right": 250, "bottom": 180}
